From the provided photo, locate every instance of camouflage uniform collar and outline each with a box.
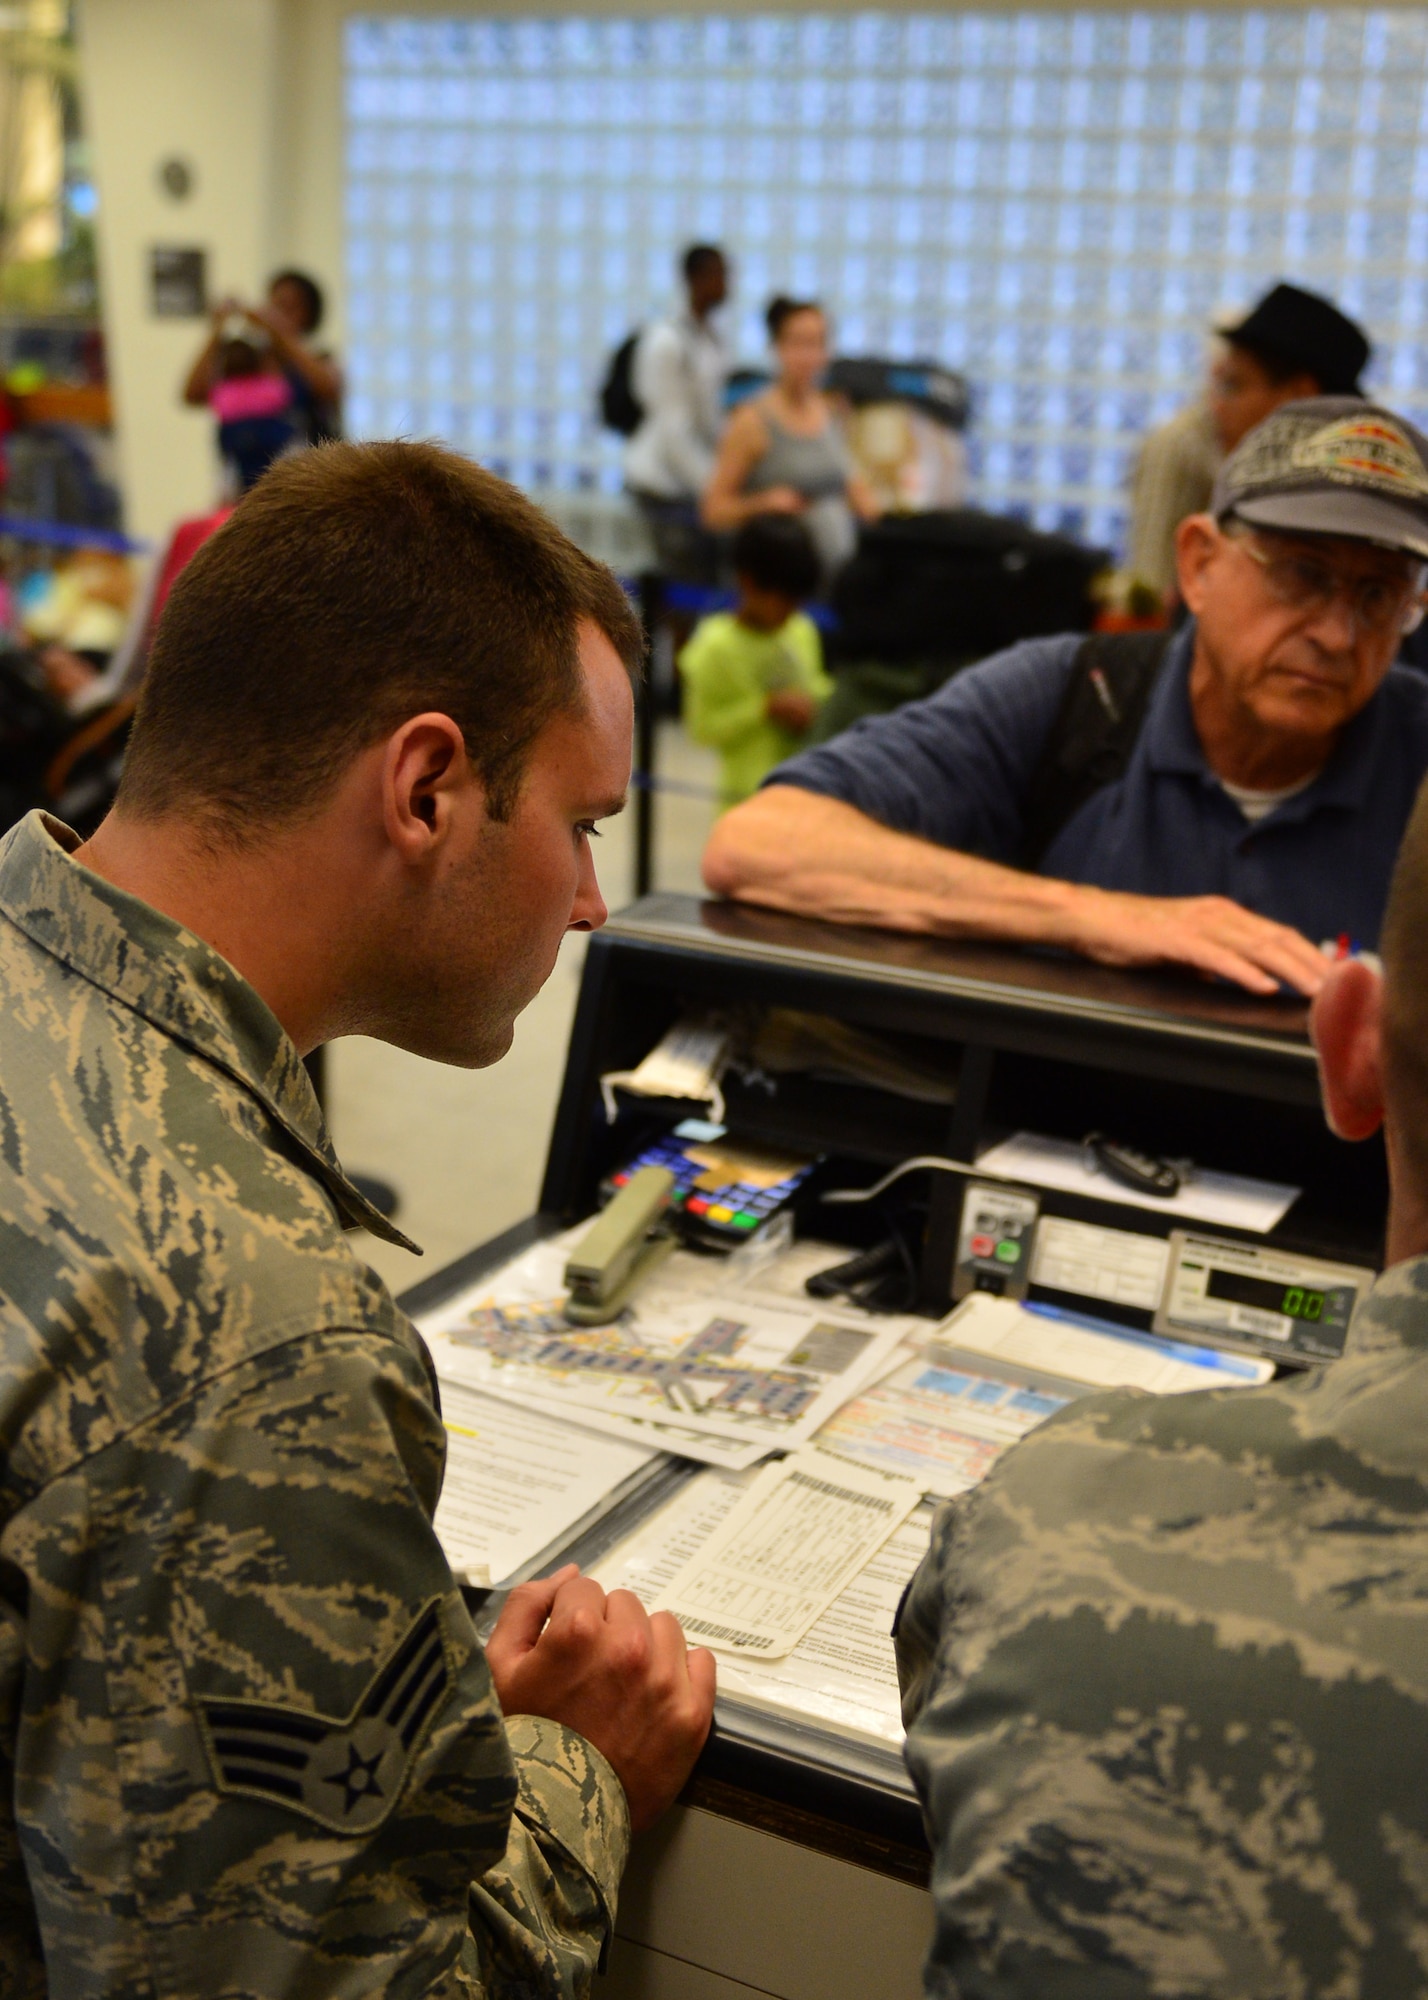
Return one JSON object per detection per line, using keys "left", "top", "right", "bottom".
{"left": 0, "top": 812, "right": 419, "bottom": 1252}
{"left": 1352, "top": 1250, "right": 1428, "bottom": 1353}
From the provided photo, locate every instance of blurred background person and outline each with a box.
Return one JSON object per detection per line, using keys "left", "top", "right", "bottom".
{"left": 1127, "top": 282, "right": 1370, "bottom": 606}
{"left": 678, "top": 514, "right": 829, "bottom": 811}
{"left": 203, "top": 327, "right": 300, "bottom": 494}
{"left": 702, "top": 296, "right": 880, "bottom": 583}
{"left": 182, "top": 268, "right": 342, "bottom": 492}
{"left": 622, "top": 243, "right": 731, "bottom": 587}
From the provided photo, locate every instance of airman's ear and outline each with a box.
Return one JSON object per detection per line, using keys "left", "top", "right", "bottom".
{"left": 380, "top": 713, "right": 475, "bottom": 860}
{"left": 1311, "top": 957, "right": 1386, "bottom": 1142}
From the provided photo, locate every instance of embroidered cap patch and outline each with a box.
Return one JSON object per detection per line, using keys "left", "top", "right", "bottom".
{"left": 1291, "top": 415, "right": 1428, "bottom": 498}
{"left": 197, "top": 1598, "right": 450, "bottom": 1834}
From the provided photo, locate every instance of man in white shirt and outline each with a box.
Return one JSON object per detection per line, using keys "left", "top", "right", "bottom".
{"left": 624, "top": 244, "right": 730, "bottom": 584}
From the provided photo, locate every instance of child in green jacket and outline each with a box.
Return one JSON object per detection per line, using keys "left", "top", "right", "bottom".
{"left": 678, "top": 516, "right": 831, "bottom": 809}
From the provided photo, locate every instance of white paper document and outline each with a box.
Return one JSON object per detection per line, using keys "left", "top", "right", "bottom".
{"left": 419, "top": 1235, "right": 912, "bottom": 1469}
{"left": 941, "top": 1291, "right": 1273, "bottom": 1392}
{"left": 435, "top": 1380, "right": 658, "bottom": 1588}
{"left": 722, "top": 1505, "right": 934, "bottom": 1739}
{"left": 814, "top": 1349, "right": 1075, "bottom": 1497}
{"left": 596, "top": 1465, "right": 750, "bottom": 1602}
{"left": 975, "top": 1130, "right": 1300, "bottom": 1233}
{"left": 652, "top": 1448, "right": 922, "bottom": 1658}
{"left": 597, "top": 1468, "right": 932, "bottom": 1742}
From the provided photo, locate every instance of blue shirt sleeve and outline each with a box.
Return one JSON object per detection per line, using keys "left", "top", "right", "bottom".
{"left": 761, "top": 634, "right": 1085, "bottom": 863}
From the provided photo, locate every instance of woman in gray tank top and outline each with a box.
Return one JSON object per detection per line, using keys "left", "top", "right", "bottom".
{"left": 702, "top": 297, "right": 880, "bottom": 580}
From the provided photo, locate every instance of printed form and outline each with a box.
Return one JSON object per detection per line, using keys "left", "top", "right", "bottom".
{"left": 816, "top": 1348, "right": 1075, "bottom": 1497}
{"left": 418, "top": 1233, "right": 914, "bottom": 1469}
{"left": 598, "top": 1465, "right": 934, "bottom": 1742}
{"left": 651, "top": 1448, "right": 921, "bottom": 1658}
{"left": 435, "top": 1379, "right": 658, "bottom": 1587}
{"left": 943, "top": 1291, "right": 1273, "bottom": 1391}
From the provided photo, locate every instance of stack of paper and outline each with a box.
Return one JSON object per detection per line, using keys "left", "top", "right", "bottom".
{"left": 418, "top": 1234, "right": 917, "bottom": 1471}
{"left": 595, "top": 1459, "right": 933, "bottom": 1743}
{"left": 941, "top": 1291, "right": 1274, "bottom": 1393}
{"left": 650, "top": 1448, "right": 922, "bottom": 1658}
{"left": 434, "top": 1379, "right": 658, "bottom": 1589}
{"left": 814, "top": 1348, "right": 1076, "bottom": 1499}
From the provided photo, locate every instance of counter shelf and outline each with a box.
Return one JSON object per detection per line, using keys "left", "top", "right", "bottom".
{"left": 399, "top": 895, "right": 1385, "bottom": 1893}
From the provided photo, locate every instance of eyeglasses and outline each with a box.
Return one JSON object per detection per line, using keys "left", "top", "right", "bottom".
{"left": 1233, "top": 532, "right": 1427, "bottom": 637}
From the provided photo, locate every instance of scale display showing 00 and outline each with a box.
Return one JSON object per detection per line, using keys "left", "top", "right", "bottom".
{"left": 1206, "top": 1269, "right": 1326, "bottom": 1322}
{"left": 1155, "top": 1231, "right": 1377, "bottom": 1364}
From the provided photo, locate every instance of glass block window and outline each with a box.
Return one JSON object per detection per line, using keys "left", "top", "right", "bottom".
{"left": 345, "top": 11, "right": 1428, "bottom": 553}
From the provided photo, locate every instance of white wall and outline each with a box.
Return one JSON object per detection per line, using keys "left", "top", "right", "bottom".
{"left": 75, "top": 0, "right": 323, "bottom": 542}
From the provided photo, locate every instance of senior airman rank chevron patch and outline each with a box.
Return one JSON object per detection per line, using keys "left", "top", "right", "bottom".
{"left": 196, "top": 1598, "right": 450, "bottom": 1834}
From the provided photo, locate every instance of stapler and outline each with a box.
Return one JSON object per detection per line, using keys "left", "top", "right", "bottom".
{"left": 564, "top": 1165, "right": 677, "bottom": 1325}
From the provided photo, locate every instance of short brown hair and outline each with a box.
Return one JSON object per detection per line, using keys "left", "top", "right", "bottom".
{"left": 119, "top": 441, "right": 643, "bottom": 837}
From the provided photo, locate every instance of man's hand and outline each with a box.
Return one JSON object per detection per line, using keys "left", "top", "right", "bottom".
{"left": 485, "top": 1566, "right": 716, "bottom": 1833}
{"left": 702, "top": 790, "right": 1329, "bottom": 998}
{"left": 766, "top": 688, "right": 818, "bottom": 733}
{"left": 1067, "top": 887, "right": 1328, "bottom": 997}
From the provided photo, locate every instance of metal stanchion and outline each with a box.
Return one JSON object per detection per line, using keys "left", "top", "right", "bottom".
{"left": 634, "top": 569, "right": 662, "bottom": 901}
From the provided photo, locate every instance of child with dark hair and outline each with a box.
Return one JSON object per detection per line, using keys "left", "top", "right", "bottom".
{"left": 678, "top": 515, "right": 830, "bottom": 809}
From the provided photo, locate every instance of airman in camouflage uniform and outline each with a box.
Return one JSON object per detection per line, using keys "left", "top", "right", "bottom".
{"left": 896, "top": 1252, "right": 1428, "bottom": 1997}
{"left": 0, "top": 809, "right": 627, "bottom": 1996}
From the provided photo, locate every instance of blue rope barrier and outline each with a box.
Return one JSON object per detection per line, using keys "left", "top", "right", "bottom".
{"left": 0, "top": 516, "right": 150, "bottom": 555}
{"left": 658, "top": 579, "right": 840, "bottom": 631}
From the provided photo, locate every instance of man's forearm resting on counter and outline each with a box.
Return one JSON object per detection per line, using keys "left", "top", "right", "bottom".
{"left": 703, "top": 783, "right": 1328, "bottom": 997}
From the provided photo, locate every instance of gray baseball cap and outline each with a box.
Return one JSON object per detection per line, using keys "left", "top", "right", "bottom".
{"left": 1212, "top": 396, "right": 1428, "bottom": 561}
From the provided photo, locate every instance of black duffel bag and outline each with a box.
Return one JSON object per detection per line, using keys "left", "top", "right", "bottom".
{"left": 830, "top": 509, "right": 1109, "bottom": 666}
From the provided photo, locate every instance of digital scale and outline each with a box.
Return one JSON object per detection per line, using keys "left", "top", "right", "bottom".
{"left": 956, "top": 1186, "right": 1376, "bottom": 1366}
{"left": 1153, "top": 1231, "right": 1375, "bottom": 1364}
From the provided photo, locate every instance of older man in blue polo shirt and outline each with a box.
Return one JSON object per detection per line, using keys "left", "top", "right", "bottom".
{"left": 703, "top": 397, "right": 1428, "bottom": 996}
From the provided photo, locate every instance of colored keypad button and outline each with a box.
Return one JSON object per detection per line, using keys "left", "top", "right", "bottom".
{"left": 995, "top": 1239, "right": 1021, "bottom": 1263}
{"left": 970, "top": 1233, "right": 995, "bottom": 1258}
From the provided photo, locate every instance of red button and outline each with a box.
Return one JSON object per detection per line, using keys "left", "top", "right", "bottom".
{"left": 969, "top": 1233, "right": 995, "bottom": 1258}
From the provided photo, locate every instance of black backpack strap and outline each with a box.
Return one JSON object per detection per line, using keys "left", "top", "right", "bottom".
{"left": 1017, "top": 631, "right": 1173, "bottom": 870}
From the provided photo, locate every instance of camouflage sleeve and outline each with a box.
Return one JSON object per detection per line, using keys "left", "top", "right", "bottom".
{"left": 894, "top": 1372, "right": 1428, "bottom": 1998}
{"left": 13, "top": 1326, "right": 625, "bottom": 1999}
{"left": 467, "top": 1717, "right": 630, "bottom": 1997}
{"left": 893, "top": 1496, "right": 965, "bottom": 1733}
